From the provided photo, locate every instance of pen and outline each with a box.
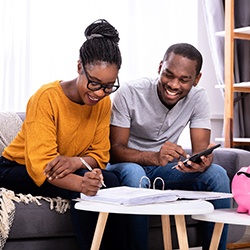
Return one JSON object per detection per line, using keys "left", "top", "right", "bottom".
{"left": 80, "top": 157, "right": 107, "bottom": 187}
{"left": 172, "top": 158, "right": 189, "bottom": 170}
{"left": 172, "top": 165, "right": 179, "bottom": 170}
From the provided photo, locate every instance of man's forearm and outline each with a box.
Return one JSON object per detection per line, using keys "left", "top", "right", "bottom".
{"left": 110, "top": 145, "right": 159, "bottom": 166}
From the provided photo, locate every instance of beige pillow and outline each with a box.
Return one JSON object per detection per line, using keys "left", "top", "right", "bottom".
{"left": 0, "top": 112, "right": 22, "bottom": 156}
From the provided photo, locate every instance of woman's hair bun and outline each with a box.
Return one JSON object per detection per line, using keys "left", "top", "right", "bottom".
{"left": 85, "top": 19, "right": 120, "bottom": 44}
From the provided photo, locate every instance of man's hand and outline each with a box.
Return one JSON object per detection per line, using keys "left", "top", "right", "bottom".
{"left": 175, "top": 144, "right": 214, "bottom": 173}
{"left": 44, "top": 155, "right": 80, "bottom": 180}
{"left": 158, "top": 141, "right": 186, "bottom": 166}
{"left": 81, "top": 168, "right": 104, "bottom": 196}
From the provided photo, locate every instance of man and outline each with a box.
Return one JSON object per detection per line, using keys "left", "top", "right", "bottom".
{"left": 107, "top": 43, "right": 230, "bottom": 250}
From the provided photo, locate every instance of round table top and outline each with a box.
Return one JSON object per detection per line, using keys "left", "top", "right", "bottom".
{"left": 75, "top": 199, "right": 214, "bottom": 215}
{"left": 192, "top": 208, "right": 250, "bottom": 225}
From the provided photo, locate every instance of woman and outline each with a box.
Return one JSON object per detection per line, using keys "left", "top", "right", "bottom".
{"left": 0, "top": 19, "right": 123, "bottom": 250}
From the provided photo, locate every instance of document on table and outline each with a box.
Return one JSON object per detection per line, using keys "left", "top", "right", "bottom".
{"left": 79, "top": 186, "right": 233, "bottom": 206}
{"left": 80, "top": 186, "right": 177, "bottom": 205}
{"left": 167, "top": 189, "right": 233, "bottom": 201}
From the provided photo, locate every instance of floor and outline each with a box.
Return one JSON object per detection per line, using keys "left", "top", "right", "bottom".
{"left": 175, "top": 226, "right": 250, "bottom": 250}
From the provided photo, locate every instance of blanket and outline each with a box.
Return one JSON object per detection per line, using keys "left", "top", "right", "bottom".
{"left": 0, "top": 188, "right": 70, "bottom": 249}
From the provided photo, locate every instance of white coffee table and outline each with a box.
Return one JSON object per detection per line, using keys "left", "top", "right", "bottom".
{"left": 75, "top": 199, "right": 213, "bottom": 250}
{"left": 192, "top": 208, "right": 250, "bottom": 250}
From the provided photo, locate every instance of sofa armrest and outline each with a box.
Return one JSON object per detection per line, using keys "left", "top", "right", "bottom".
{"left": 213, "top": 148, "right": 250, "bottom": 182}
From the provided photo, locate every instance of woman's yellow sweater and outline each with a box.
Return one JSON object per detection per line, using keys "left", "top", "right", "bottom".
{"left": 2, "top": 81, "right": 111, "bottom": 186}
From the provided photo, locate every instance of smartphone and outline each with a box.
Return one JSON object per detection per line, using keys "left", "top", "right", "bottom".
{"left": 183, "top": 144, "right": 221, "bottom": 166}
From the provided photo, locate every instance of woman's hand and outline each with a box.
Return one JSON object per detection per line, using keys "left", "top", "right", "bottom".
{"left": 81, "top": 168, "right": 103, "bottom": 196}
{"left": 44, "top": 155, "right": 81, "bottom": 180}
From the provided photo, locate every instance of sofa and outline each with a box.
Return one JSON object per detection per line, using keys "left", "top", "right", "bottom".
{"left": 1, "top": 111, "right": 250, "bottom": 250}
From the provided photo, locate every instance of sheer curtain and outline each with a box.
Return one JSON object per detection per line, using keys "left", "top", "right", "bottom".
{"left": 0, "top": 0, "right": 201, "bottom": 112}
{"left": 0, "top": 0, "right": 32, "bottom": 111}
{"left": 201, "top": 0, "right": 225, "bottom": 91}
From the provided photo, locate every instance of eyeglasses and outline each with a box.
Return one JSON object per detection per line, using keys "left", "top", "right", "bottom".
{"left": 82, "top": 64, "right": 120, "bottom": 94}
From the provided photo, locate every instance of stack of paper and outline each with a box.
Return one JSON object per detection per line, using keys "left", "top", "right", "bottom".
{"left": 80, "top": 186, "right": 177, "bottom": 205}
{"left": 80, "top": 186, "right": 232, "bottom": 206}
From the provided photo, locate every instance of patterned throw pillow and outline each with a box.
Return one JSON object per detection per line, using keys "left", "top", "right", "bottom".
{"left": 0, "top": 112, "right": 22, "bottom": 155}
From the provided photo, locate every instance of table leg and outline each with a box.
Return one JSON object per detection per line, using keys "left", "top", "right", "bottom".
{"left": 174, "top": 215, "right": 189, "bottom": 250}
{"left": 161, "top": 215, "right": 172, "bottom": 250}
{"left": 209, "top": 222, "right": 224, "bottom": 250}
{"left": 90, "top": 212, "right": 109, "bottom": 250}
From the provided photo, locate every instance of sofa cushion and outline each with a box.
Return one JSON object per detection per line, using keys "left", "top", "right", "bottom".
{"left": 4, "top": 237, "right": 79, "bottom": 250}
{"left": 8, "top": 200, "right": 75, "bottom": 239}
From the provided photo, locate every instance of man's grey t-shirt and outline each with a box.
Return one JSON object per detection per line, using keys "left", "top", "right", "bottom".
{"left": 111, "top": 77, "right": 211, "bottom": 152}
